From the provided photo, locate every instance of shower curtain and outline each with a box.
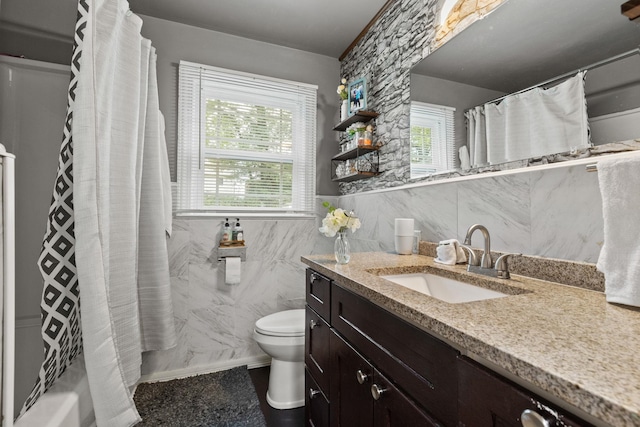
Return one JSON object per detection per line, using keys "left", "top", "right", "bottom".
{"left": 22, "top": 0, "right": 176, "bottom": 425}
{"left": 465, "top": 71, "right": 590, "bottom": 167}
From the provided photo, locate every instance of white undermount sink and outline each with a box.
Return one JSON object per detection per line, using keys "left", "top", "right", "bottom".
{"left": 381, "top": 273, "right": 508, "bottom": 304}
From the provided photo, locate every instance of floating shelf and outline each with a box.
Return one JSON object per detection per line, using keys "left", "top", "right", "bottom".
{"left": 332, "top": 146, "right": 378, "bottom": 161}
{"left": 332, "top": 171, "right": 379, "bottom": 182}
{"left": 333, "top": 111, "right": 379, "bottom": 131}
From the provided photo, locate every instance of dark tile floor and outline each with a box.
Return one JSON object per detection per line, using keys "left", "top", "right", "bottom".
{"left": 249, "top": 366, "right": 305, "bottom": 427}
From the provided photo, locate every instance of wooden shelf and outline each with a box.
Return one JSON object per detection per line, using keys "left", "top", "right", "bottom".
{"left": 333, "top": 111, "right": 379, "bottom": 131}
{"left": 332, "top": 171, "right": 379, "bottom": 182}
{"left": 332, "top": 146, "right": 378, "bottom": 161}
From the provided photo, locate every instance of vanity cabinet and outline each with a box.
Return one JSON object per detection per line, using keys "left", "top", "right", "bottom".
{"left": 306, "top": 267, "right": 451, "bottom": 426}
{"left": 458, "top": 356, "right": 594, "bottom": 427}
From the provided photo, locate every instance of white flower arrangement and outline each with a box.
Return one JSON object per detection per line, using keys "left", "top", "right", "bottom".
{"left": 319, "top": 201, "right": 361, "bottom": 237}
{"left": 337, "top": 78, "right": 348, "bottom": 101}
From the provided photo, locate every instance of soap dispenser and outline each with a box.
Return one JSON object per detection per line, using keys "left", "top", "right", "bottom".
{"left": 222, "top": 218, "right": 231, "bottom": 242}
{"left": 233, "top": 218, "right": 243, "bottom": 241}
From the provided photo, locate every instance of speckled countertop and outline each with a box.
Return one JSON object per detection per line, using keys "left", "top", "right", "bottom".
{"left": 301, "top": 252, "right": 640, "bottom": 427}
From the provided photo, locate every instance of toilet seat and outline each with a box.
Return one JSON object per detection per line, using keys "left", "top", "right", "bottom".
{"left": 255, "top": 309, "right": 305, "bottom": 337}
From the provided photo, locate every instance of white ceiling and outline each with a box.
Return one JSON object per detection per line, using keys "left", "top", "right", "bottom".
{"left": 128, "top": 0, "right": 389, "bottom": 58}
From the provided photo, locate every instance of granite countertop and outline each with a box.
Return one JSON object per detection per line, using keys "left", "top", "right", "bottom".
{"left": 301, "top": 252, "right": 640, "bottom": 427}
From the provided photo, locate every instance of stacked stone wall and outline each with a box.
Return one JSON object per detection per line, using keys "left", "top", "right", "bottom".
{"left": 339, "top": 0, "right": 437, "bottom": 194}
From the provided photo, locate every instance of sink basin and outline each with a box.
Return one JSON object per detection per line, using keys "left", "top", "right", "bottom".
{"left": 381, "top": 273, "right": 508, "bottom": 304}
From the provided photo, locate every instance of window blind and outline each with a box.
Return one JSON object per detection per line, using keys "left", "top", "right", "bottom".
{"left": 177, "top": 61, "right": 317, "bottom": 214}
{"left": 410, "top": 101, "right": 456, "bottom": 178}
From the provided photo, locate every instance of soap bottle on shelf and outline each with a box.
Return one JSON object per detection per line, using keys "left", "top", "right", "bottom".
{"left": 233, "top": 218, "right": 243, "bottom": 241}
{"left": 222, "top": 218, "right": 231, "bottom": 242}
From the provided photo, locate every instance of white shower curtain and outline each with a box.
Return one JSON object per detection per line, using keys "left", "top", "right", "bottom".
{"left": 71, "top": 0, "right": 175, "bottom": 425}
{"left": 466, "top": 72, "right": 590, "bottom": 167}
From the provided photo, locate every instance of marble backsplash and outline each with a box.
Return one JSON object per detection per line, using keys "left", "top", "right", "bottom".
{"left": 341, "top": 161, "right": 604, "bottom": 264}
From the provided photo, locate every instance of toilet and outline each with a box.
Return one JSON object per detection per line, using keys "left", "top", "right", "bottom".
{"left": 253, "top": 309, "right": 306, "bottom": 409}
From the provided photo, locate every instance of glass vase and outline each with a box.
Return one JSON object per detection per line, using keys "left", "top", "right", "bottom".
{"left": 334, "top": 230, "right": 351, "bottom": 264}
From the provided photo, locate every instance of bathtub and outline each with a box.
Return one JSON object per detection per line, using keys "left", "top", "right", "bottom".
{"left": 14, "top": 356, "right": 95, "bottom": 427}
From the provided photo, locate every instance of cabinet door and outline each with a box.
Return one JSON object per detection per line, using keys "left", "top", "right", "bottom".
{"left": 305, "top": 306, "right": 331, "bottom": 396}
{"left": 458, "top": 357, "right": 594, "bottom": 427}
{"left": 372, "top": 369, "right": 442, "bottom": 427}
{"left": 330, "top": 331, "right": 374, "bottom": 427}
{"left": 306, "top": 369, "right": 330, "bottom": 427}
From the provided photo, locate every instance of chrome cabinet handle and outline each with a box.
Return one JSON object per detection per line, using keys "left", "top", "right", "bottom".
{"left": 309, "top": 388, "right": 321, "bottom": 399}
{"left": 371, "top": 384, "right": 386, "bottom": 400}
{"left": 309, "top": 319, "right": 320, "bottom": 329}
{"left": 521, "top": 409, "right": 553, "bottom": 427}
{"left": 356, "top": 370, "right": 369, "bottom": 384}
{"left": 310, "top": 273, "right": 319, "bottom": 283}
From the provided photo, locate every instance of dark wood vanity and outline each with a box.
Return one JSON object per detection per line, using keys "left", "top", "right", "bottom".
{"left": 304, "top": 268, "right": 595, "bottom": 427}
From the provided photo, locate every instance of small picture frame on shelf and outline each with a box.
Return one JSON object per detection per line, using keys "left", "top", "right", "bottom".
{"left": 348, "top": 77, "right": 367, "bottom": 116}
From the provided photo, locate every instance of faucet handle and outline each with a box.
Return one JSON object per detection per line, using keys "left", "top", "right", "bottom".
{"left": 494, "top": 253, "right": 521, "bottom": 279}
{"left": 459, "top": 244, "right": 479, "bottom": 266}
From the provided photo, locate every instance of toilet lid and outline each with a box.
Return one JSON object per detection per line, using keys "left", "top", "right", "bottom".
{"left": 255, "top": 309, "right": 305, "bottom": 337}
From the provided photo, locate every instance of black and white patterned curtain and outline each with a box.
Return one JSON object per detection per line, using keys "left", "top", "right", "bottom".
{"left": 21, "top": 0, "right": 88, "bottom": 413}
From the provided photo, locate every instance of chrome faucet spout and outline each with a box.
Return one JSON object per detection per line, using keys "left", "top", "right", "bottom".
{"left": 463, "top": 224, "right": 492, "bottom": 269}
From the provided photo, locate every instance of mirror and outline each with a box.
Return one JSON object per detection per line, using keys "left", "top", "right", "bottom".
{"left": 410, "top": 0, "right": 640, "bottom": 178}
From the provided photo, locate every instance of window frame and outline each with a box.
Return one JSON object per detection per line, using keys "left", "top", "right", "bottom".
{"left": 410, "top": 101, "right": 456, "bottom": 179}
{"left": 176, "top": 61, "right": 317, "bottom": 216}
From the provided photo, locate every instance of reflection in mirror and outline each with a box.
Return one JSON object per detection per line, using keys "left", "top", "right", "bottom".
{"left": 410, "top": 0, "right": 640, "bottom": 178}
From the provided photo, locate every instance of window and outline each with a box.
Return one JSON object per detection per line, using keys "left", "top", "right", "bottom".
{"left": 177, "top": 61, "right": 317, "bottom": 214}
{"left": 410, "top": 101, "right": 455, "bottom": 178}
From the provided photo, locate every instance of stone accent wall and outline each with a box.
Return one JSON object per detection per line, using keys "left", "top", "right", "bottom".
{"left": 339, "top": 0, "right": 437, "bottom": 194}
{"left": 338, "top": 0, "right": 508, "bottom": 194}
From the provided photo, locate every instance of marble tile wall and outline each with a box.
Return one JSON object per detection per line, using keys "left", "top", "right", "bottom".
{"left": 141, "top": 199, "right": 336, "bottom": 376}
{"left": 142, "top": 164, "right": 602, "bottom": 377}
{"left": 340, "top": 162, "right": 603, "bottom": 264}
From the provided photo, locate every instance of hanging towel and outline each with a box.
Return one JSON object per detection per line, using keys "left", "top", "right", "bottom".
{"left": 596, "top": 155, "right": 640, "bottom": 308}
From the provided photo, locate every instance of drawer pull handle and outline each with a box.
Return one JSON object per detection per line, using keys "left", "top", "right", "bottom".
{"left": 309, "top": 388, "right": 321, "bottom": 399}
{"left": 521, "top": 409, "right": 553, "bottom": 427}
{"left": 309, "top": 319, "right": 320, "bottom": 329}
{"left": 371, "top": 384, "right": 386, "bottom": 400}
{"left": 310, "top": 273, "right": 319, "bottom": 283}
{"left": 356, "top": 370, "right": 370, "bottom": 384}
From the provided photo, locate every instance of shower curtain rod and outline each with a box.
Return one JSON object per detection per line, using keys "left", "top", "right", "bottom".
{"left": 486, "top": 47, "right": 640, "bottom": 105}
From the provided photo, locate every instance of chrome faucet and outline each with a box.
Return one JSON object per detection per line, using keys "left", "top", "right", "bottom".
{"left": 461, "top": 224, "right": 520, "bottom": 279}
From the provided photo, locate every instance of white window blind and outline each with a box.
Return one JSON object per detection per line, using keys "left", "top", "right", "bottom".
{"left": 410, "top": 101, "right": 456, "bottom": 178}
{"left": 177, "top": 61, "right": 317, "bottom": 214}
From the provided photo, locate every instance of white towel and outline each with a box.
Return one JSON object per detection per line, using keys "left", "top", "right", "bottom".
{"left": 596, "top": 155, "right": 640, "bottom": 307}
{"left": 435, "top": 239, "right": 467, "bottom": 265}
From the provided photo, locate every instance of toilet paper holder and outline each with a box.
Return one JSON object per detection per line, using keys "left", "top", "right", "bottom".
{"left": 217, "top": 245, "right": 247, "bottom": 262}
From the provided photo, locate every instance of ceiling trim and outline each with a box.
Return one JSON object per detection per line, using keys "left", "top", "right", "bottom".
{"left": 339, "top": 0, "right": 398, "bottom": 61}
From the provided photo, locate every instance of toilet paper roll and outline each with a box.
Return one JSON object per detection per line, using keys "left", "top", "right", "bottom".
{"left": 225, "top": 257, "right": 241, "bottom": 285}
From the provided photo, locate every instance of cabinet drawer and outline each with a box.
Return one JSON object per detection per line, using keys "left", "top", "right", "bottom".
{"left": 458, "top": 356, "right": 594, "bottom": 427}
{"left": 306, "top": 368, "right": 330, "bottom": 427}
{"left": 331, "top": 284, "right": 458, "bottom": 426}
{"left": 306, "top": 269, "right": 331, "bottom": 320}
{"left": 305, "top": 306, "right": 331, "bottom": 397}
